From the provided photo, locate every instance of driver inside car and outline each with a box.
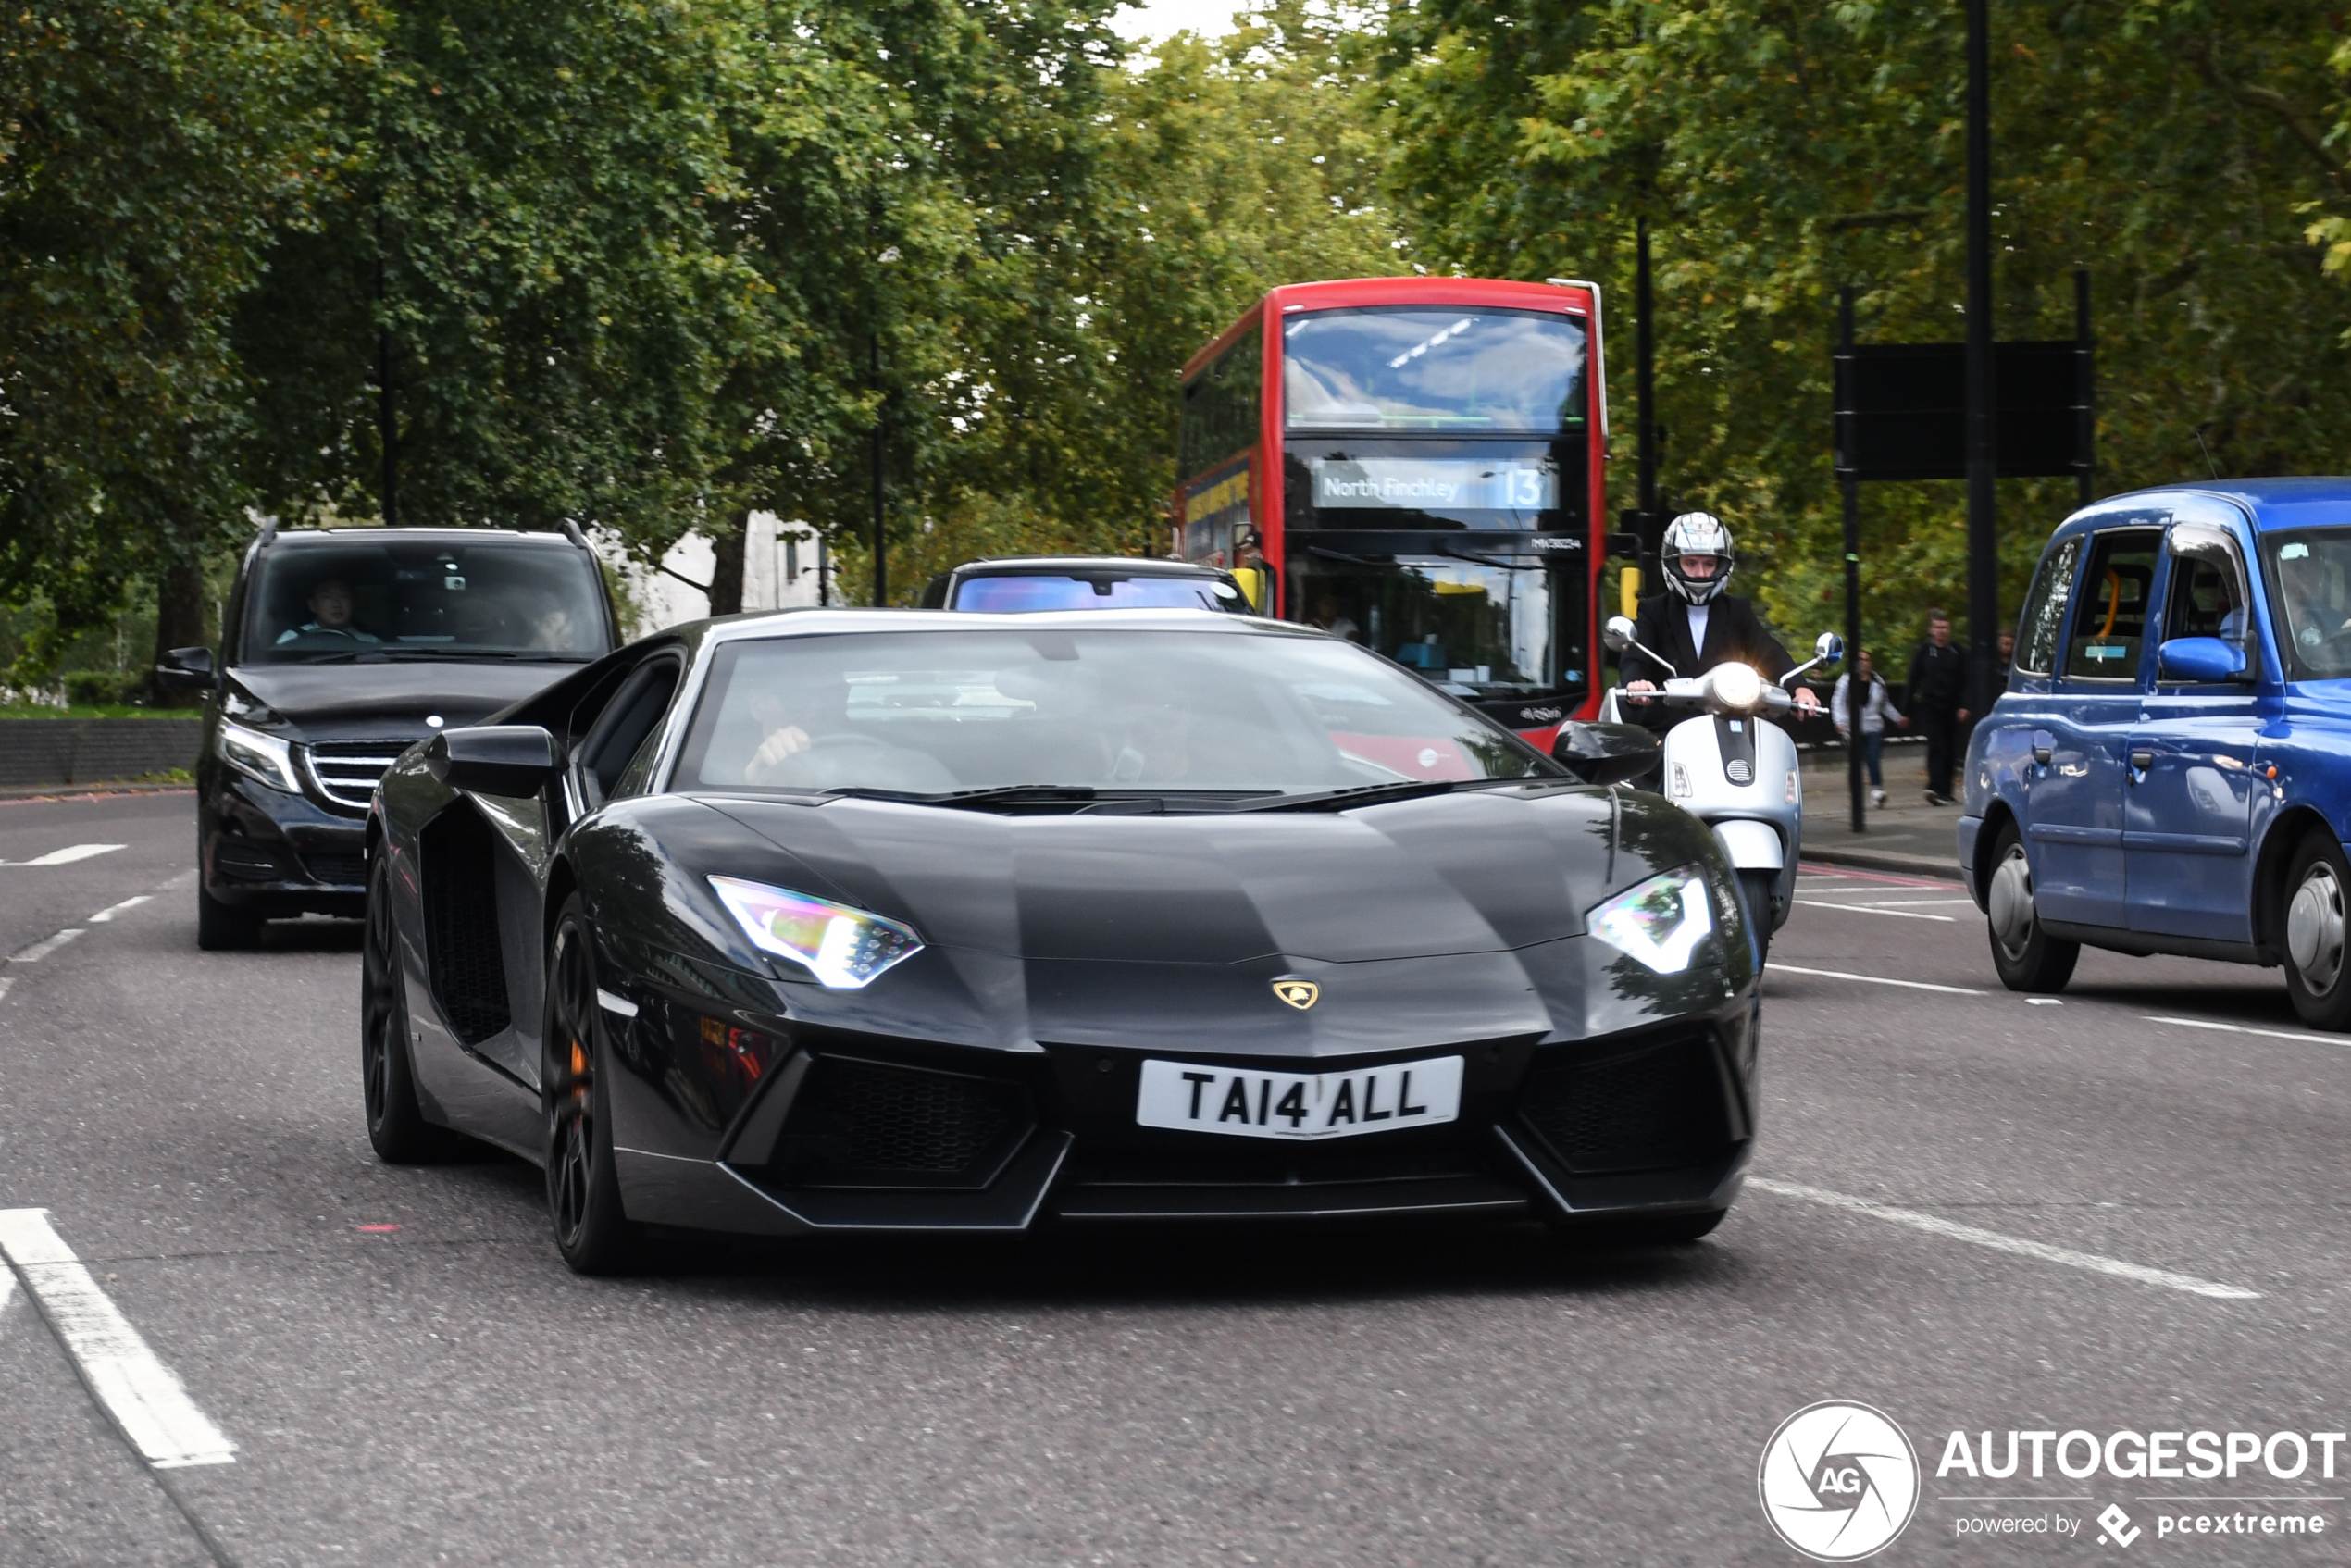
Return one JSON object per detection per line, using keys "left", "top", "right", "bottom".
{"left": 274, "top": 576, "right": 381, "bottom": 647}
{"left": 1620, "top": 512, "right": 1819, "bottom": 725}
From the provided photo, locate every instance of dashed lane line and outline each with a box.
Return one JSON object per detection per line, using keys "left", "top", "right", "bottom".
{"left": 0, "top": 1209, "right": 237, "bottom": 1467}
{"left": 1747, "top": 1177, "right": 2261, "bottom": 1301}
{"left": 88, "top": 894, "right": 152, "bottom": 924}
{"left": 9, "top": 927, "right": 85, "bottom": 964}
{"left": 0, "top": 842, "right": 125, "bottom": 867}
{"left": 1770, "top": 964, "right": 1988, "bottom": 996}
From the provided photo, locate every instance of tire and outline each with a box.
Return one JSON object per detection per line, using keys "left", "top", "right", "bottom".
{"left": 361, "top": 854, "right": 450, "bottom": 1162}
{"left": 1736, "top": 868, "right": 1778, "bottom": 966}
{"left": 196, "top": 880, "right": 261, "bottom": 951}
{"left": 2280, "top": 831, "right": 2351, "bottom": 1030}
{"left": 543, "top": 898, "right": 641, "bottom": 1275}
{"left": 1984, "top": 823, "right": 2078, "bottom": 992}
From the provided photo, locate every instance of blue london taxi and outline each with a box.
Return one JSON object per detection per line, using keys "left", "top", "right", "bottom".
{"left": 1959, "top": 479, "right": 2351, "bottom": 1027}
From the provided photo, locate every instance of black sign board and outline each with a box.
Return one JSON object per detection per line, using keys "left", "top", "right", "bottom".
{"left": 1834, "top": 339, "right": 2092, "bottom": 483}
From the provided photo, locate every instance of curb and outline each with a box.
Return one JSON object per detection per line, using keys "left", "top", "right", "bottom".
{"left": 0, "top": 781, "right": 196, "bottom": 804}
{"left": 1802, "top": 843, "right": 1966, "bottom": 880}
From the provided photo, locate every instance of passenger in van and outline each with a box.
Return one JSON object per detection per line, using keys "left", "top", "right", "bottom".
{"left": 275, "top": 576, "right": 380, "bottom": 646}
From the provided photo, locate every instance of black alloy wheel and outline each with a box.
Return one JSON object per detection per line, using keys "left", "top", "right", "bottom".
{"left": 1984, "top": 823, "right": 2079, "bottom": 993}
{"left": 543, "top": 897, "right": 640, "bottom": 1274}
{"left": 2281, "top": 830, "right": 2351, "bottom": 1030}
{"left": 1735, "top": 869, "right": 1778, "bottom": 966}
{"left": 361, "top": 853, "right": 449, "bottom": 1161}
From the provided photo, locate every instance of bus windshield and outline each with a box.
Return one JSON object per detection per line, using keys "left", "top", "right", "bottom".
{"left": 675, "top": 628, "right": 1552, "bottom": 798}
{"left": 1283, "top": 308, "right": 1586, "bottom": 433}
{"left": 247, "top": 539, "right": 609, "bottom": 663}
{"left": 1292, "top": 554, "right": 1577, "bottom": 703}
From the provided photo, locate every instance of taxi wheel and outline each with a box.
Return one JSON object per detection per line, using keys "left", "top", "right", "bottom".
{"left": 544, "top": 898, "right": 641, "bottom": 1275}
{"left": 1984, "top": 824, "right": 2078, "bottom": 992}
{"left": 2280, "top": 833, "right": 2351, "bottom": 1030}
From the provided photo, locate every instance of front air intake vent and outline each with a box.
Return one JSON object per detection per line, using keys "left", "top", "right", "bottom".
{"left": 770, "top": 1057, "right": 1030, "bottom": 1189}
{"left": 1516, "top": 1031, "right": 1732, "bottom": 1175}
{"left": 418, "top": 806, "right": 510, "bottom": 1044}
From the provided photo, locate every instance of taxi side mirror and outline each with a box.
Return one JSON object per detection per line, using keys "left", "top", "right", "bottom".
{"left": 1551, "top": 721, "right": 1659, "bottom": 786}
{"left": 2156, "top": 636, "right": 2246, "bottom": 684}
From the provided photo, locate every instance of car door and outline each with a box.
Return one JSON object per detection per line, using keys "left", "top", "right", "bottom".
{"left": 2125, "top": 504, "right": 2265, "bottom": 942}
{"left": 2026, "top": 524, "right": 2164, "bottom": 930}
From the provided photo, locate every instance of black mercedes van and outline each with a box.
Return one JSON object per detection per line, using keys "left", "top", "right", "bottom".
{"left": 157, "top": 523, "right": 617, "bottom": 949}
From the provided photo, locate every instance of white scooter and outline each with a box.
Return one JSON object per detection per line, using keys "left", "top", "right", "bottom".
{"left": 1599, "top": 616, "right": 1843, "bottom": 964}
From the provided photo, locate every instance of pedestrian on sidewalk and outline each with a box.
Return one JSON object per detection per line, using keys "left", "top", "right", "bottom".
{"left": 1831, "top": 649, "right": 1907, "bottom": 807}
{"left": 1908, "top": 609, "right": 1969, "bottom": 805}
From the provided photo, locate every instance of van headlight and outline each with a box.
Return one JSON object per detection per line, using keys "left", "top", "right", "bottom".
{"left": 1586, "top": 866, "right": 1715, "bottom": 974}
{"left": 709, "top": 876, "right": 924, "bottom": 989}
{"left": 217, "top": 718, "right": 303, "bottom": 794}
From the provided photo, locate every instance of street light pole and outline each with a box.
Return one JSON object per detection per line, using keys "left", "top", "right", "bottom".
{"left": 1636, "top": 215, "right": 1660, "bottom": 597}
{"left": 1964, "top": 0, "right": 1998, "bottom": 719}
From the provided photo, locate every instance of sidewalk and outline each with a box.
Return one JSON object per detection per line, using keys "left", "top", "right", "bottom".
{"left": 1797, "top": 740, "right": 1965, "bottom": 879}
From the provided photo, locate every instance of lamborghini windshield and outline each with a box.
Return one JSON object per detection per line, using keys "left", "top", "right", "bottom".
{"left": 674, "top": 627, "right": 1554, "bottom": 802}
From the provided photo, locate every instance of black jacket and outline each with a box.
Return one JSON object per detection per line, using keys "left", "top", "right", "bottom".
{"left": 1622, "top": 591, "right": 1795, "bottom": 687}
{"left": 1908, "top": 639, "right": 1969, "bottom": 711}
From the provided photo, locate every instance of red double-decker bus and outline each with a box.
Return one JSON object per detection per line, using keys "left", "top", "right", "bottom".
{"left": 1175, "top": 276, "right": 1608, "bottom": 746}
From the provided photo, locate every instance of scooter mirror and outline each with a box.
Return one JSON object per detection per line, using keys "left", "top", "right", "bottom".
{"left": 1813, "top": 632, "right": 1845, "bottom": 665}
{"left": 1603, "top": 616, "right": 1638, "bottom": 653}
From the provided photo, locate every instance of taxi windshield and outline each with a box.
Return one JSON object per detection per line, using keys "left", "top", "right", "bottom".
{"left": 673, "top": 628, "right": 1554, "bottom": 803}
{"left": 2263, "top": 529, "right": 2351, "bottom": 679}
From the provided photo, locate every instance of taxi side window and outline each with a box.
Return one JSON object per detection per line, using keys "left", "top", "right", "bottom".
{"left": 2062, "top": 530, "right": 2162, "bottom": 679}
{"left": 2013, "top": 536, "right": 2083, "bottom": 675}
{"left": 2162, "top": 558, "right": 2239, "bottom": 639}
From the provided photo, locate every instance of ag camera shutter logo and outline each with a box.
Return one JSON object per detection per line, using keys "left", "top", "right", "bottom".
{"left": 1759, "top": 1401, "right": 1921, "bottom": 1561}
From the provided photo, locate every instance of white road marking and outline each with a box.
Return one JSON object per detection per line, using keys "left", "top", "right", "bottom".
{"left": 2028, "top": 997, "right": 2064, "bottom": 1006}
{"left": 1792, "top": 899, "right": 1956, "bottom": 922}
{"left": 9, "top": 928, "right": 85, "bottom": 964}
{"left": 87, "top": 895, "right": 152, "bottom": 924}
{"left": 2146, "top": 1014, "right": 2342, "bottom": 1047}
{"left": 0, "top": 1210, "right": 237, "bottom": 1467}
{"left": 1771, "top": 964, "right": 1987, "bottom": 996}
{"left": 1748, "top": 1177, "right": 2260, "bottom": 1300}
{"left": 0, "top": 843, "right": 125, "bottom": 867}
{"left": 0, "top": 977, "right": 11, "bottom": 1003}
{"left": 156, "top": 869, "right": 196, "bottom": 890}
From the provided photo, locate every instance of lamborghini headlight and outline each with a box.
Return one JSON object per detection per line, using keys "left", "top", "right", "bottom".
{"left": 1586, "top": 865, "right": 1715, "bottom": 974}
{"left": 217, "top": 718, "right": 303, "bottom": 794}
{"left": 709, "top": 876, "right": 924, "bottom": 989}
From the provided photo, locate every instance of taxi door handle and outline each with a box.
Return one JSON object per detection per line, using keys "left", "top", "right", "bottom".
{"left": 2032, "top": 744, "right": 2052, "bottom": 766}
{"left": 2129, "top": 749, "right": 2153, "bottom": 774}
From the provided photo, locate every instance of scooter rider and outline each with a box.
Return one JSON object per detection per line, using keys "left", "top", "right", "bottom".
{"left": 1622, "top": 511, "right": 1821, "bottom": 724}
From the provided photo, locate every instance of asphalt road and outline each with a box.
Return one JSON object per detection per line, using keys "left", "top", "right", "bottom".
{"left": 3, "top": 790, "right": 2345, "bottom": 1566}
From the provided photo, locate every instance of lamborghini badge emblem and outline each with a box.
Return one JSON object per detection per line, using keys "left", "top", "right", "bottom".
{"left": 1272, "top": 979, "right": 1320, "bottom": 1011}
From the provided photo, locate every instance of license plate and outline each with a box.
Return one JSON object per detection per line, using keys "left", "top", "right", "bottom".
{"left": 1136, "top": 1056, "right": 1463, "bottom": 1141}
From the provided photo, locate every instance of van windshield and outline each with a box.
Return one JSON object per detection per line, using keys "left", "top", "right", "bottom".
{"left": 247, "top": 539, "right": 610, "bottom": 663}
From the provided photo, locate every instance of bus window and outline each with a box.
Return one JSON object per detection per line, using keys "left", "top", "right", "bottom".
{"left": 1282, "top": 308, "right": 1586, "bottom": 433}
{"left": 1179, "top": 330, "right": 1262, "bottom": 476}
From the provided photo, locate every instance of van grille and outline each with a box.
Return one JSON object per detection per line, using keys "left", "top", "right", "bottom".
{"left": 305, "top": 741, "right": 411, "bottom": 811}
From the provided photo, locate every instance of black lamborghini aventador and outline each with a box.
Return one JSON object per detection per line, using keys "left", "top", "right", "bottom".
{"left": 361, "top": 608, "right": 1759, "bottom": 1273}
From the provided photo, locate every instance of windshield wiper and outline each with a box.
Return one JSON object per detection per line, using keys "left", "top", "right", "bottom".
{"left": 1225, "top": 777, "right": 1529, "bottom": 814}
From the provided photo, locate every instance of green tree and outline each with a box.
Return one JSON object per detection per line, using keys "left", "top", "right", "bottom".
{"left": 0, "top": 0, "right": 355, "bottom": 694}
{"left": 1383, "top": 0, "right": 2351, "bottom": 672}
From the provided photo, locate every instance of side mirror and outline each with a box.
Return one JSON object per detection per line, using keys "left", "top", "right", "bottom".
{"left": 1602, "top": 615, "right": 1638, "bottom": 654}
{"left": 155, "top": 645, "right": 214, "bottom": 691}
{"left": 1551, "top": 721, "right": 1660, "bottom": 787}
{"left": 426, "top": 725, "right": 559, "bottom": 797}
{"left": 1813, "top": 632, "right": 1845, "bottom": 665}
{"left": 2157, "top": 636, "right": 2246, "bottom": 684}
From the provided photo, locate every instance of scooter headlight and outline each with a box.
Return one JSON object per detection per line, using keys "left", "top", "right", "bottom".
{"left": 1586, "top": 865, "right": 1714, "bottom": 974}
{"left": 1707, "top": 661, "right": 1763, "bottom": 714}
{"left": 709, "top": 876, "right": 923, "bottom": 989}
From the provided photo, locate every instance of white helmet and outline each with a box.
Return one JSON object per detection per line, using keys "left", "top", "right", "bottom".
{"left": 1661, "top": 511, "right": 1735, "bottom": 605}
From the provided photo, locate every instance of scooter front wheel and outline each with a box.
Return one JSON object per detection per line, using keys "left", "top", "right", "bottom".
{"left": 1736, "top": 868, "right": 1778, "bottom": 966}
